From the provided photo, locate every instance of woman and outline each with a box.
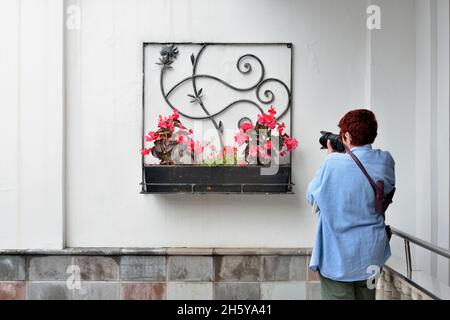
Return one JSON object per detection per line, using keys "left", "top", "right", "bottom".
{"left": 307, "top": 109, "right": 395, "bottom": 300}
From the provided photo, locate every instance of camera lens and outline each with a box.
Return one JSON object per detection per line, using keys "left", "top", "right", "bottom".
{"left": 319, "top": 131, "right": 345, "bottom": 153}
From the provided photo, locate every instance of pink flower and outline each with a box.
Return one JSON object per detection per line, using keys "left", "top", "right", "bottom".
{"left": 256, "top": 106, "right": 279, "bottom": 129}
{"left": 141, "top": 148, "right": 151, "bottom": 156}
{"left": 177, "top": 135, "right": 185, "bottom": 143}
{"left": 257, "top": 113, "right": 276, "bottom": 129}
{"left": 188, "top": 129, "right": 193, "bottom": 134}
{"left": 248, "top": 145, "right": 259, "bottom": 157}
{"left": 184, "top": 139, "right": 203, "bottom": 155}
{"left": 234, "top": 130, "right": 249, "bottom": 146}
{"left": 240, "top": 122, "right": 254, "bottom": 132}
{"left": 171, "top": 109, "right": 180, "bottom": 120}
{"left": 193, "top": 141, "right": 204, "bottom": 155}
{"left": 157, "top": 115, "right": 166, "bottom": 128}
{"left": 223, "top": 146, "right": 236, "bottom": 157}
{"left": 277, "top": 122, "right": 286, "bottom": 135}
{"left": 268, "top": 106, "right": 277, "bottom": 116}
{"left": 158, "top": 118, "right": 166, "bottom": 129}
{"left": 184, "top": 138, "right": 193, "bottom": 151}
{"left": 145, "top": 131, "right": 159, "bottom": 142}
{"left": 158, "top": 115, "right": 174, "bottom": 131}
{"left": 284, "top": 137, "right": 299, "bottom": 151}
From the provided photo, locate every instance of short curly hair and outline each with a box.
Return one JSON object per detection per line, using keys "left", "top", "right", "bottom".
{"left": 338, "top": 109, "right": 378, "bottom": 146}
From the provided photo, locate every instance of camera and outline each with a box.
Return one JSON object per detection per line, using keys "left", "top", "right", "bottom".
{"left": 319, "top": 131, "right": 346, "bottom": 153}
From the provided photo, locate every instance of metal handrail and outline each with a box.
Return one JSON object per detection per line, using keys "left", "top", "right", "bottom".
{"left": 390, "top": 227, "right": 450, "bottom": 279}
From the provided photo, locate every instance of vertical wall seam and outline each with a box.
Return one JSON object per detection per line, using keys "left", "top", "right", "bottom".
{"left": 448, "top": 0, "right": 450, "bottom": 286}
{"left": 365, "top": 0, "right": 373, "bottom": 108}
{"left": 430, "top": 0, "right": 439, "bottom": 278}
{"left": 16, "top": 0, "right": 22, "bottom": 249}
{"left": 62, "top": 0, "right": 67, "bottom": 249}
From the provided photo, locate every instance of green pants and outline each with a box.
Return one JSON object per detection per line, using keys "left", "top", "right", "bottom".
{"left": 320, "top": 274, "right": 376, "bottom": 300}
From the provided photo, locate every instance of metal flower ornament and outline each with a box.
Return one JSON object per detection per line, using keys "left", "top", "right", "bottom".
{"left": 156, "top": 44, "right": 179, "bottom": 69}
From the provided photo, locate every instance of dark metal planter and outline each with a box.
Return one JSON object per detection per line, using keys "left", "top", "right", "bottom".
{"left": 142, "top": 165, "right": 293, "bottom": 194}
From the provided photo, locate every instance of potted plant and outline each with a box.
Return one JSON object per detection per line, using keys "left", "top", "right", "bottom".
{"left": 141, "top": 109, "right": 201, "bottom": 165}
{"left": 235, "top": 106, "right": 298, "bottom": 165}
{"left": 141, "top": 107, "right": 298, "bottom": 194}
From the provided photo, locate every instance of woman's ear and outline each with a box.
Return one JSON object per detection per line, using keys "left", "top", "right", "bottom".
{"left": 345, "top": 132, "right": 352, "bottom": 143}
{"left": 342, "top": 132, "right": 352, "bottom": 145}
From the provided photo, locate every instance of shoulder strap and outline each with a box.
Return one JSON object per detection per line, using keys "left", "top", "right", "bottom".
{"left": 344, "top": 145, "right": 391, "bottom": 219}
{"left": 344, "top": 145, "right": 378, "bottom": 193}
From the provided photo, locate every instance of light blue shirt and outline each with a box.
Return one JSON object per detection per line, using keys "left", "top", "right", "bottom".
{"left": 307, "top": 144, "right": 395, "bottom": 282}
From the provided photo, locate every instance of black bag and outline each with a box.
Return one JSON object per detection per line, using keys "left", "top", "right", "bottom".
{"left": 344, "top": 146, "right": 396, "bottom": 240}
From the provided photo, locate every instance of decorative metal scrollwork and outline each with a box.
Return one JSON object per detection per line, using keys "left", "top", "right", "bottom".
{"left": 156, "top": 43, "right": 292, "bottom": 148}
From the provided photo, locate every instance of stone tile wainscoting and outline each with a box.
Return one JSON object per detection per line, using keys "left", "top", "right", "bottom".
{"left": 0, "top": 248, "right": 321, "bottom": 300}
{"left": 376, "top": 268, "right": 434, "bottom": 300}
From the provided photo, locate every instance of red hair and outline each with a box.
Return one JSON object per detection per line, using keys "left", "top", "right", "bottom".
{"left": 338, "top": 109, "right": 378, "bottom": 146}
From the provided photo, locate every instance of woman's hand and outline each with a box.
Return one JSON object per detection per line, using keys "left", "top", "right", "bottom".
{"left": 327, "top": 139, "right": 336, "bottom": 154}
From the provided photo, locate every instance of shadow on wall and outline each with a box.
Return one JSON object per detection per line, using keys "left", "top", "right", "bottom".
{"left": 151, "top": 192, "right": 303, "bottom": 214}
{"left": 141, "top": 153, "right": 307, "bottom": 217}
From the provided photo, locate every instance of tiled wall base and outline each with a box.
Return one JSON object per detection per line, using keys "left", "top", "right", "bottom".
{"left": 0, "top": 252, "right": 321, "bottom": 300}
{"left": 376, "top": 269, "right": 434, "bottom": 300}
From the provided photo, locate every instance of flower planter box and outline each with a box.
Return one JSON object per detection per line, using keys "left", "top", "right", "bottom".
{"left": 142, "top": 165, "right": 293, "bottom": 194}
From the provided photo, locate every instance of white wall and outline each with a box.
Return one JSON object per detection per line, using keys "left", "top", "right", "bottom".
{"left": 65, "top": 0, "right": 369, "bottom": 247}
{"left": 0, "top": 0, "right": 64, "bottom": 249}
{"left": 414, "top": 0, "right": 449, "bottom": 283}
{"left": 435, "top": 0, "right": 450, "bottom": 283}
{"left": 369, "top": 0, "right": 418, "bottom": 266}
{"left": 370, "top": 0, "right": 450, "bottom": 284}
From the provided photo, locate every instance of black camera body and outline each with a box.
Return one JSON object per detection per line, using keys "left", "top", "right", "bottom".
{"left": 319, "top": 131, "right": 346, "bottom": 153}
